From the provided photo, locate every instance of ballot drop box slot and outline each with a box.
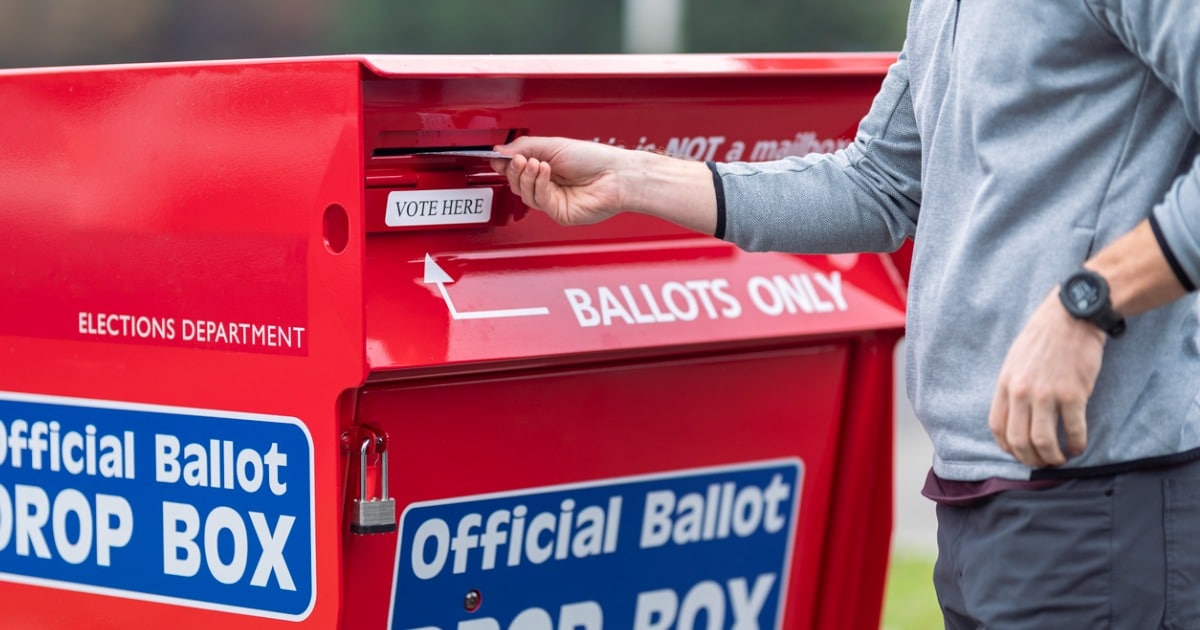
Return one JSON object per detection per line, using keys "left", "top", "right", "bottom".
{"left": 0, "top": 54, "right": 906, "bottom": 630}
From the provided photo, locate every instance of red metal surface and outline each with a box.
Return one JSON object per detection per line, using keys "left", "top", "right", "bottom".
{"left": 0, "top": 58, "right": 368, "bottom": 630}
{"left": 342, "top": 341, "right": 907, "bottom": 629}
{"left": 0, "top": 53, "right": 903, "bottom": 629}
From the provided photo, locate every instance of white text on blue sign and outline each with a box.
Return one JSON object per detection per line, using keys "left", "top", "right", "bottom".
{"left": 390, "top": 460, "right": 803, "bottom": 630}
{"left": 0, "top": 393, "right": 315, "bottom": 620}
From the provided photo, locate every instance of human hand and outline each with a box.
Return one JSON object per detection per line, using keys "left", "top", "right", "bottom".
{"left": 492, "top": 137, "right": 635, "bottom": 226}
{"left": 988, "top": 288, "right": 1106, "bottom": 467}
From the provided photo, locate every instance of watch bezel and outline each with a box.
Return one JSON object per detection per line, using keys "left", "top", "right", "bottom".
{"left": 1058, "top": 269, "right": 1126, "bottom": 337}
{"left": 1062, "top": 271, "right": 1108, "bottom": 318}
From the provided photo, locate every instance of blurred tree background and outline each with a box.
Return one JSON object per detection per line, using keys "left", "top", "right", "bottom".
{"left": 0, "top": 0, "right": 906, "bottom": 69}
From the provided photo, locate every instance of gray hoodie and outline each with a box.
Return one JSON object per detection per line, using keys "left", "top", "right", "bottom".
{"left": 715, "top": 0, "right": 1200, "bottom": 480}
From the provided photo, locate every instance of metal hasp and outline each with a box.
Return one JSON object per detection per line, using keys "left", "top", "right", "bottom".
{"left": 351, "top": 432, "right": 397, "bottom": 535}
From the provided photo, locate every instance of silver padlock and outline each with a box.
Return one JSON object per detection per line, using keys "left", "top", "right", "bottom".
{"left": 351, "top": 437, "right": 396, "bottom": 535}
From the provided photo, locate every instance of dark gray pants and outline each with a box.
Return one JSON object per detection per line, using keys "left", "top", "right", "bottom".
{"left": 934, "top": 458, "right": 1200, "bottom": 629}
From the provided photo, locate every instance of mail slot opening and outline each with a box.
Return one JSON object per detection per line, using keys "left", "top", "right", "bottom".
{"left": 369, "top": 129, "right": 524, "bottom": 159}
{"left": 372, "top": 145, "right": 493, "bottom": 158}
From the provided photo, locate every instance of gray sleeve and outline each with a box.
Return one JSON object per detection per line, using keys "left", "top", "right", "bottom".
{"left": 716, "top": 49, "right": 922, "bottom": 254}
{"left": 1087, "top": 0, "right": 1200, "bottom": 290}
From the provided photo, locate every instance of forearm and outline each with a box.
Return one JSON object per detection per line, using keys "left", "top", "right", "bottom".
{"left": 1085, "top": 219, "right": 1189, "bottom": 317}
{"left": 715, "top": 50, "right": 921, "bottom": 254}
{"left": 1086, "top": 0, "right": 1200, "bottom": 314}
{"left": 717, "top": 150, "right": 919, "bottom": 254}
{"left": 621, "top": 151, "right": 718, "bottom": 236}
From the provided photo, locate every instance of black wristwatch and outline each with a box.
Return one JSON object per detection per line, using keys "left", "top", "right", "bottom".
{"left": 1058, "top": 269, "right": 1126, "bottom": 338}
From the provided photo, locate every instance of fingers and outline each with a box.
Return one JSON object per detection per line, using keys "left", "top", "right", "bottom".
{"left": 998, "top": 380, "right": 1066, "bottom": 468}
{"left": 503, "top": 154, "right": 530, "bottom": 202}
{"left": 518, "top": 157, "right": 542, "bottom": 205}
{"left": 1004, "top": 396, "right": 1047, "bottom": 469}
{"left": 501, "top": 154, "right": 521, "bottom": 197}
{"left": 516, "top": 154, "right": 535, "bottom": 199}
{"left": 992, "top": 379, "right": 1086, "bottom": 467}
{"left": 491, "top": 138, "right": 540, "bottom": 176}
{"left": 500, "top": 154, "right": 558, "bottom": 217}
{"left": 1061, "top": 398, "right": 1088, "bottom": 457}
{"left": 988, "top": 383, "right": 1011, "bottom": 456}
{"left": 1029, "top": 395, "right": 1065, "bottom": 466}
{"left": 532, "top": 158, "right": 554, "bottom": 209}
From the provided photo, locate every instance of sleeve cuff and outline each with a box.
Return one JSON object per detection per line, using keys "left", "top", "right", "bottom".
{"left": 706, "top": 160, "right": 727, "bottom": 239}
{"left": 1150, "top": 212, "right": 1197, "bottom": 292}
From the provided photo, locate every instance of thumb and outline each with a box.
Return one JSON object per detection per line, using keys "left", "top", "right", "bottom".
{"left": 494, "top": 136, "right": 532, "bottom": 157}
{"left": 496, "top": 136, "right": 567, "bottom": 160}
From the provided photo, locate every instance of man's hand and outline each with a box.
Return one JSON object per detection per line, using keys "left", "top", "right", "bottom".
{"left": 492, "top": 137, "right": 632, "bottom": 226}
{"left": 493, "top": 136, "right": 719, "bottom": 235}
{"left": 988, "top": 289, "right": 1106, "bottom": 467}
{"left": 988, "top": 219, "right": 1188, "bottom": 468}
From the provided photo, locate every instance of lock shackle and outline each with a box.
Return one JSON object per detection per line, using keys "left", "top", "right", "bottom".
{"left": 359, "top": 437, "right": 370, "bottom": 498}
{"left": 381, "top": 444, "right": 389, "bottom": 499}
{"left": 358, "top": 435, "right": 389, "bottom": 500}
{"left": 362, "top": 422, "right": 388, "bottom": 454}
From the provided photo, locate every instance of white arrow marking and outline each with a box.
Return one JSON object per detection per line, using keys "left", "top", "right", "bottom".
{"left": 423, "top": 254, "right": 551, "bottom": 320}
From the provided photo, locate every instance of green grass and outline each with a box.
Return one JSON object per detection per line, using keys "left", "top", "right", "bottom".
{"left": 880, "top": 549, "right": 942, "bottom": 630}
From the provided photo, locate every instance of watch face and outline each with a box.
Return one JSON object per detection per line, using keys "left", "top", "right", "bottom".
{"left": 1066, "top": 276, "right": 1102, "bottom": 314}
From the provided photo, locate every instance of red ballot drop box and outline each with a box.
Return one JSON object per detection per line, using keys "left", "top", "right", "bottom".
{"left": 0, "top": 53, "right": 907, "bottom": 629}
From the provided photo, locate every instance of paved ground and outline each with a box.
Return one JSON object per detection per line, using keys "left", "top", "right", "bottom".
{"left": 891, "top": 339, "right": 939, "bottom": 554}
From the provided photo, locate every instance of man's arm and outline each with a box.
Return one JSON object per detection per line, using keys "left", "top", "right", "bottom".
{"left": 1090, "top": 221, "right": 1191, "bottom": 316}
{"left": 495, "top": 47, "right": 924, "bottom": 256}
{"left": 717, "top": 49, "right": 921, "bottom": 254}
{"left": 991, "top": 0, "right": 1200, "bottom": 468}
{"left": 989, "top": 220, "right": 1187, "bottom": 468}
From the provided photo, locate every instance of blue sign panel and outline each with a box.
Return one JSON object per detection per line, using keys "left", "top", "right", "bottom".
{"left": 389, "top": 460, "right": 802, "bottom": 630}
{"left": 0, "top": 392, "right": 314, "bottom": 620}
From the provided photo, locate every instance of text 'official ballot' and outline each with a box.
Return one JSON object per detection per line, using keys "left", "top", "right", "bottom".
{"left": 389, "top": 460, "right": 803, "bottom": 630}
{"left": 0, "top": 392, "right": 315, "bottom": 621}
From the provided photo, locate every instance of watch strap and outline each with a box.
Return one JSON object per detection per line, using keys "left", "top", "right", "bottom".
{"left": 1091, "top": 305, "right": 1126, "bottom": 337}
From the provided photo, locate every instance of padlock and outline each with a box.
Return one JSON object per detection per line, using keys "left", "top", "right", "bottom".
{"left": 351, "top": 435, "right": 396, "bottom": 535}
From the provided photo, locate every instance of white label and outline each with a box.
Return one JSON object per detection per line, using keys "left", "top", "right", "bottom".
{"left": 385, "top": 188, "right": 493, "bottom": 228}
